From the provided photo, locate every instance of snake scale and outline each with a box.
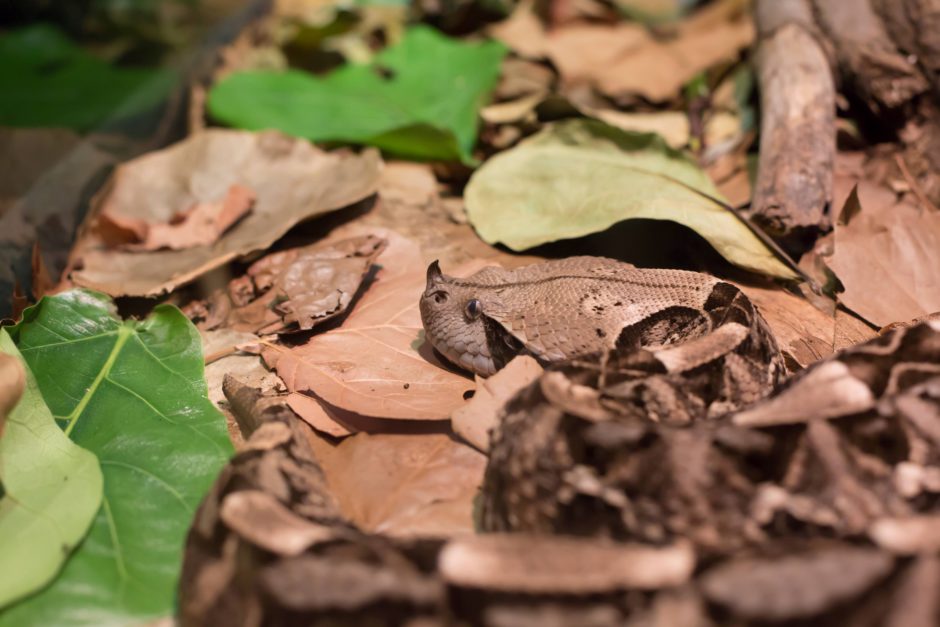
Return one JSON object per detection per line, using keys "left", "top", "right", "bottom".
{"left": 420, "top": 256, "right": 785, "bottom": 415}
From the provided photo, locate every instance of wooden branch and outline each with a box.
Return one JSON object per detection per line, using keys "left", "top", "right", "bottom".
{"left": 751, "top": 0, "right": 835, "bottom": 253}
{"left": 813, "top": 0, "right": 928, "bottom": 113}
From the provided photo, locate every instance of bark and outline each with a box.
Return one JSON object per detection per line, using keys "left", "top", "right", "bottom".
{"left": 872, "top": 0, "right": 940, "bottom": 91}
{"left": 813, "top": 0, "right": 928, "bottom": 112}
{"left": 751, "top": 0, "right": 835, "bottom": 253}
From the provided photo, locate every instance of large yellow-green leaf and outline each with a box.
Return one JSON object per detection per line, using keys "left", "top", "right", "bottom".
{"left": 0, "top": 290, "right": 233, "bottom": 626}
{"left": 0, "top": 331, "right": 102, "bottom": 610}
{"left": 464, "top": 119, "right": 796, "bottom": 279}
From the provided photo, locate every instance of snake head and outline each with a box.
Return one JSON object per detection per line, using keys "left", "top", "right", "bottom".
{"left": 420, "top": 260, "right": 497, "bottom": 376}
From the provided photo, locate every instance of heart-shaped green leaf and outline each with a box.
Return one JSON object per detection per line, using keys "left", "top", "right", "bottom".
{"left": 0, "top": 290, "right": 232, "bottom": 626}
{"left": 0, "top": 331, "right": 102, "bottom": 610}
{"left": 208, "top": 25, "right": 506, "bottom": 163}
{"left": 464, "top": 119, "right": 796, "bottom": 279}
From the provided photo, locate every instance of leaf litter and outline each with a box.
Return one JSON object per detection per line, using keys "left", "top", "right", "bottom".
{"left": 8, "top": 0, "right": 940, "bottom": 624}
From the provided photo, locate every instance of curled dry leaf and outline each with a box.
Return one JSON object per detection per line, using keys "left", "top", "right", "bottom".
{"left": 826, "top": 192, "right": 940, "bottom": 327}
{"left": 69, "top": 130, "right": 382, "bottom": 297}
{"left": 700, "top": 546, "right": 894, "bottom": 621}
{"left": 313, "top": 432, "right": 486, "bottom": 538}
{"left": 734, "top": 280, "right": 876, "bottom": 368}
{"left": 491, "top": 0, "right": 754, "bottom": 101}
{"left": 263, "top": 229, "right": 475, "bottom": 420}
{"left": 451, "top": 355, "right": 543, "bottom": 451}
{"left": 465, "top": 119, "right": 796, "bottom": 279}
{"left": 439, "top": 535, "right": 695, "bottom": 593}
{"left": 286, "top": 393, "right": 354, "bottom": 439}
{"left": 100, "top": 184, "right": 255, "bottom": 251}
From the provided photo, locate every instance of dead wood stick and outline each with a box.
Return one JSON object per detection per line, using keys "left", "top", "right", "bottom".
{"left": 751, "top": 0, "right": 835, "bottom": 253}
{"left": 813, "top": 0, "right": 928, "bottom": 113}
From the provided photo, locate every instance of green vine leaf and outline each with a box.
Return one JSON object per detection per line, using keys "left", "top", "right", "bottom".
{"left": 0, "top": 290, "right": 232, "bottom": 626}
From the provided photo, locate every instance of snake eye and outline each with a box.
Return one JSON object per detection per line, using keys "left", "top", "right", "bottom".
{"left": 465, "top": 299, "right": 482, "bottom": 319}
{"left": 433, "top": 291, "right": 448, "bottom": 304}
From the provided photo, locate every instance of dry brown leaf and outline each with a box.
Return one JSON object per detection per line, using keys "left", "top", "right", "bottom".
{"left": 313, "top": 432, "right": 486, "bottom": 537}
{"left": 452, "top": 355, "right": 543, "bottom": 452}
{"left": 263, "top": 229, "right": 475, "bottom": 420}
{"left": 286, "top": 392, "right": 354, "bottom": 438}
{"left": 0, "top": 351, "right": 25, "bottom": 437}
{"left": 101, "top": 184, "right": 255, "bottom": 251}
{"left": 736, "top": 281, "right": 876, "bottom": 368}
{"left": 827, "top": 199, "right": 940, "bottom": 328}
{"left": 493, "top": 0, "right": 754, "bottom": 101}
{"left": 488, "top": 0, "right": 547, "bottom": 59}
{"left": 68, "top": 130, "right": 382, "bottom": 296}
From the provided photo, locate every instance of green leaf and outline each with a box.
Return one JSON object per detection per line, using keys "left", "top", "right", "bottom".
{"left": 0, "top": 331, "right": 103, "bottom": 610}
{"left": 0, "top": 25, "right": 174, "bottom": 131}
{"left": 464, "top": 119, "right": 796, "bottom": 279}
{"left": 208, "top": 25, "right": 506, "bottom": 163}
{"left": 0, "top": 290, "right": 233, "bottom": 626}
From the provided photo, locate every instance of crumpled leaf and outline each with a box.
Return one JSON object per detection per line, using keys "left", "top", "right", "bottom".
{"left": 735, "top": 281, "right": 876, "bottom": 368}
{"left": 209, "top": 26, "right": 506, "bottom": 163}
{"left": 263, "top": 229, "right": 475, "bottom": 420}
{"left": 491, "top": 0, "right": 753, "bottom": 101}
{"left": 226, "top": 234, "right": 388, "bottom": 334}
{"left": 452, "top": 355, "right": 543, "bottom": 452}
{"left": 826, "top": 192, "right": 940, "bottom": 327}
{"left": 0, "top": 331, "right": 102, "bottom": 609}
{"left": 0, "top": 25, "right": 173, "bottom": 130}
{"left": 465, "top": 119, "right": 796, "bottom": 279}
{"left": 101, "top": 184, "right": 255, "bottom": 251}
{"left": 0, "top": 290, "right": 232, "bottom": 626}
{"left": 69, "top": 129, "right": 382, "bottom": 297}
{"left": 313, "top": 432, "right": 486, "bottom": 537}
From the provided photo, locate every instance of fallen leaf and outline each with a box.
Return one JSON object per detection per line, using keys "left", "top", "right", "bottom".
{"left": 314, "top": 432, "right": 486, "bottom": 537}
{"left": 209, "top": 26, "right": 506, "bottom": 163}
{"left": 465, "top": 119, "right": 796, "bottom": 279}
{"left": 492, "top": 0, "right": 754, "bottom": 101}
{"left": 263, "top": 229, "right": 475, "bottom": 420}
{"left": 826, "top": 195, "right": 940, "bottom": 327}
{"left": 0, "top": 351, "right": 24, "bottom": 436}
{"left": 68, "top": 130, "right": 381, "bottom": 297}
{"left": 0, "top": 331, "right": 102, "bottom": 609}
{"left": 101, "top": 184, "right": 255, "bottom": 251}
{"left": 735, "top": 281, "right": 876, "bottom": 368}
{"left": 488, "top": 0, "right": 548, "bottom": 59}
{"left": 1, "top": 290, "right": 232, "bottom": 626}
{"left": 287, "top": 392, "right": 354, "bottom": 438}
{"left": 452, "top": 355, "right": 543, "bottom": 451}
{"left": 236, "top": 234, "right": 387, "bottom": 333}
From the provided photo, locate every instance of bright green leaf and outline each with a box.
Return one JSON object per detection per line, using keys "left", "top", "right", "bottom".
{"left": 0, "top": 25, "right": 174, "bottom": 131}
{"left": 208, "top": 25, "right": 506, "bottom": 162}
{"left": 464, "top": 119, "right": 797, "bottom": 279}
{"left": 0, "top": 290, "right": 233, "bottom": 627}
{"left": 0, "top": 331, "right": 103, "bottom": 610}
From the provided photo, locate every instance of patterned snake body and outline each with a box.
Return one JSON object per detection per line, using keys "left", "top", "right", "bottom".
{"left": 419, "top": 256, "right": 783, "bottom": 387}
